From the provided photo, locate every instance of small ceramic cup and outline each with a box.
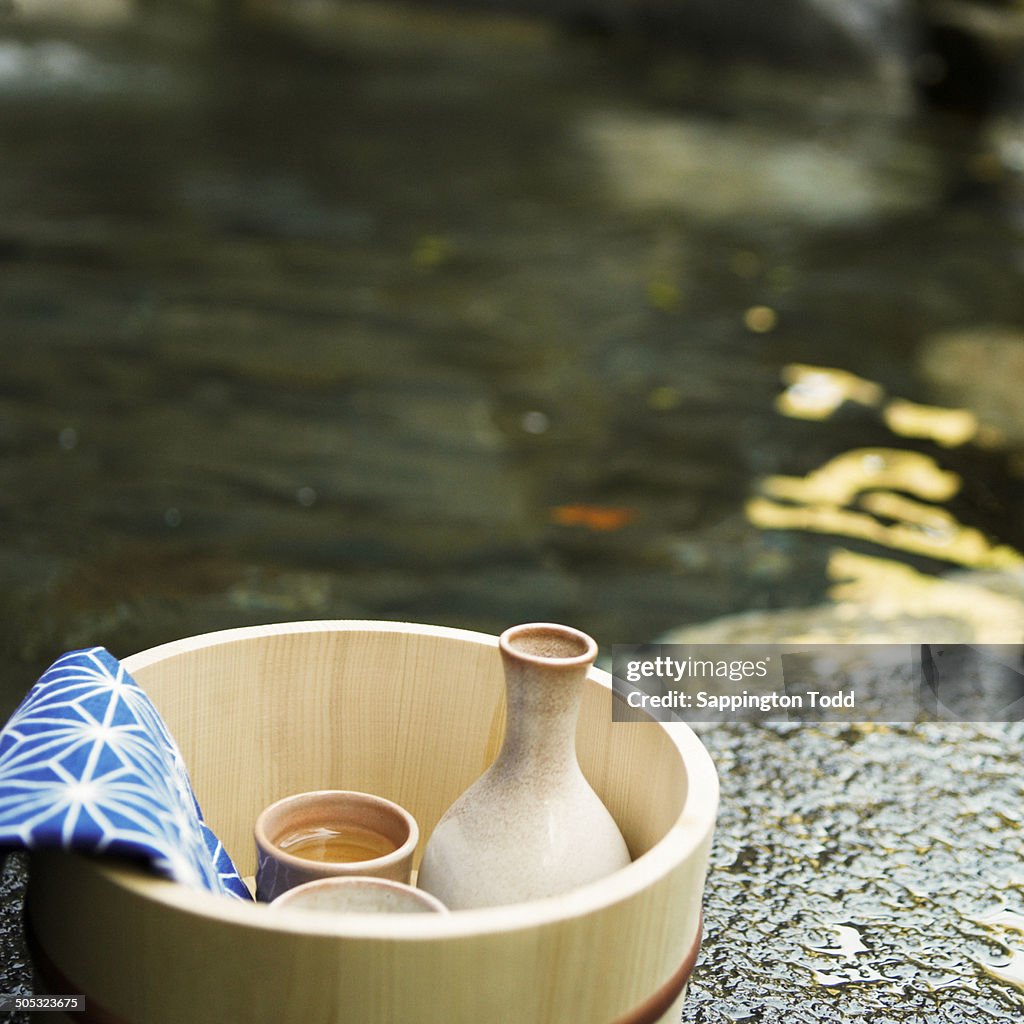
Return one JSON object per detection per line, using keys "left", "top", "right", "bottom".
{"left": 254, "top": 789, "right": 419, "bottom": 903}
{"left": 271, "top": 876, "right": 448, "bottom": 915}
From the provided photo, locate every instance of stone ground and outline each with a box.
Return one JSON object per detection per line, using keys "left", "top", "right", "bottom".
{"left": 0, "top": 3, "right": 1023, "bottom": 1020}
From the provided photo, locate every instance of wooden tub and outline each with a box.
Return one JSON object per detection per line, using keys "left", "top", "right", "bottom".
{"left": 27, "top": 620, "right": 717, "bottom": 1023}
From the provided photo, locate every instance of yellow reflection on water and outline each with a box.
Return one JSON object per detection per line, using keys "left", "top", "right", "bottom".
{"left": 776, "top": 364, "right": 884, "bottom": 420}
{"left": 858, "top": 490, "right": 957, "bottom": 528}
{"left": 825, "top": 550, "right": 1024, "bottom": 643}
{"left": 776, "top": 363, "right": 992, "bottom": 449}
{"left": 857, "top": 491, "right": 1024, "bottom": 569}
{"left": 882, "top": 399, "right": 980, "bottom": 448}
{"left": 760, "top": 448, "right": 960, "bottom": 506}
{"left": 749, "top": 495, "right": 1023, "bottom": 569}
{"left": 749, "top": 364, "right": 1024, "bottom": 637}
{"left": 749, "top": 414, "right": 1024, "bottom": 568}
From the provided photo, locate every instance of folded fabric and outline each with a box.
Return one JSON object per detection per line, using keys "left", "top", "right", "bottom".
{"left": 0, "top": 647, "right": 251, "bottom": 900}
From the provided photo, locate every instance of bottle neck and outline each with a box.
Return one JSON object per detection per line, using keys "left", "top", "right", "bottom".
{"left": 495, "top": 660, "right": 586, "bottom": 772}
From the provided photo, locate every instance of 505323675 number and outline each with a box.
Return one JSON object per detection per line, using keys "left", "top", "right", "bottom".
{"left": 0, "top": 994, "right": 84, "bottom": 1012}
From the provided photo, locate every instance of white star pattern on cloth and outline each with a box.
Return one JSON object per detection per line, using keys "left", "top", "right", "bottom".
{"left": 0, "top": 647, "right": 250, "bottom": 899}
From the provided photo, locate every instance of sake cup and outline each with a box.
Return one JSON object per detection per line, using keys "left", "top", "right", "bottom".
{"left": 254, "top": 789, "right": 419, "bottom": 903}
{"left": 271, "top": 876, "right": 448, "bottom": 915}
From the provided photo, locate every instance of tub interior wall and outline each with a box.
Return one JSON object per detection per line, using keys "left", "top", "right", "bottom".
{"left": 127, "top": 627, "right": 690, "bottom": 877}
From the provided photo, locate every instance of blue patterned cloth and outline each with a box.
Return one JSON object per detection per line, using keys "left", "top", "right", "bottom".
{"left": 0, "top": 648, "right": 251, "bottom": 900}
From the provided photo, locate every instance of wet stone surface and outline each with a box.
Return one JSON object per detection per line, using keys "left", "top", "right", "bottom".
{"left": 0, "top": 856, "right": 29, "bottom": 1008}
{"left": 0, "top": 4, "right": 1023, "bottom": 1021}
{"left": 690, "top": 720, "right": 1024, "bottom": 1023}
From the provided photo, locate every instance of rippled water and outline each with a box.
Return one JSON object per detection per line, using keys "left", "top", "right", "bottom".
{"left": 2, "top": 7, "right": 1024, "bottom": 1020}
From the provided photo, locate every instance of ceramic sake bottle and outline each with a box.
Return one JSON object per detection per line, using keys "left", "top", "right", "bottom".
{"left": 417, "top": 622, "right": 631, "bottom": 909}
